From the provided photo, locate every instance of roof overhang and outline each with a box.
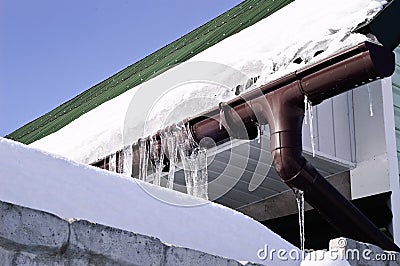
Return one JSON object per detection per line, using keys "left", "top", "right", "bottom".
{"left": 356, "top": 0, "right": 400, "bottom": 50}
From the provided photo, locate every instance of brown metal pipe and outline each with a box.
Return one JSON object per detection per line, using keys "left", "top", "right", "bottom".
{"left": 298, "top": 42, "right": 395, "bottom": 104}
{"left": 263, "top": 81, "right": 399, "bottom": 252}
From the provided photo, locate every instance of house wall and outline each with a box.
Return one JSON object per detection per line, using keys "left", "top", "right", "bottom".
{"left": 392, "top": 46, "right": 400, "bottom": 172}
{"left": 350, "top": 80, "right": 392, "bottom": 199}
{"left": 390, "top": 45, "right": 400, "bottom": 245}
{"left": 302, "top": 92, "right": 355, "bottom": 164}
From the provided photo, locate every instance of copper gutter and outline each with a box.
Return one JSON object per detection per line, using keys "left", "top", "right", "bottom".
{"left": 189, "top": 42, "right": 399, "bottom": 251}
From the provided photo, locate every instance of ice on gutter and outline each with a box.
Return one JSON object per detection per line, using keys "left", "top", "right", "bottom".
{"left": 30, "top": 0, "right": 387, "bottom": 164}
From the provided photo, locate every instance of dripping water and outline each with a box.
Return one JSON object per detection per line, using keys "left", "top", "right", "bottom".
{"left": 293, "top": 188, "right": 305, "bottom": 255}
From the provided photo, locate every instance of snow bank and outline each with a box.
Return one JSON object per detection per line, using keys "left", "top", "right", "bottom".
{"left": 0, "top": 137, "right": 300, "bottom": 265}
{"left": 30, "top": 0, "right": 387, "bottom": 164}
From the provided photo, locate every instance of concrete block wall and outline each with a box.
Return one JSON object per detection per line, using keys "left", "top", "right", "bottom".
{"left": 2, "top": 199, "right": 399, "bottom": 266}
{"left": 0, "top": 200, "right": 260, "bottom": 266}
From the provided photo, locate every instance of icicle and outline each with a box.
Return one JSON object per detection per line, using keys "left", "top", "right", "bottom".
{"left": 150, "top": 135, "right": 163, "bottom": 186}
{"left": 174, "top": 121, "right": 209, "bottom": 199}
{"left": 308, "top": 100, "right": 315, "bottom": 157}
{"left": 304, "top": 95, "right": 308, "bottom": 125}
{"left": 109, "top": 153, "right": 117, "bottom": 173}
{"left": 195, "top": 147, "right": 208, "bottom": 200}
{"left": 173, "top": 123, "right": 208, "bottom": 199}
{"left": 165, "top": 129, "right": 178, "bottom": 190}
{"left": 117, "top": 151, "right": 124, "bottom": 173}
{"left": 178, "top": 128, "right": 194, "bottom": 196}
{"left": 304, "top": 95, "right": 315, "bottom": 157}
{"left": 179, "top": 142, "right": 194, "bottom": 196}
{"left": 122, "top": 145, "right": 133, "bottom": 176}
{"left": 219, "top": 103, "right": 224, "bottom": 130}
{"left": 367, "top": 84, "right": 374, "bottom": 117}
{"left": 185, "top": 122, "right": 197, "bottom": 148}
{"left": 103, "top": 157, "right": 107, "bottom": 170}
{"left": 257, "top": 123, "right": 264, "bottom": 144}
{"left": 293, "top": 188, "right": 305, "bottom": 255}
{"left": 138, "top": 138, "right": 148, "bottom": 181}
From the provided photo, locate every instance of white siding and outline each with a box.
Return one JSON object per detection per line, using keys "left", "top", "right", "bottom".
{"left": 302, "top": 92, "right": 355, "bottom": 163}
{"left": 393, "top": 46, "right": 400, "bottom": 172}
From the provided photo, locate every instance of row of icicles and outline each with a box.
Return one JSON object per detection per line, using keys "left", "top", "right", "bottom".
{"left": 137, "top": 121, "right": 209, "bottom": 200}
{"left": 104, "top": 122, "right": 208, "bottom": 200}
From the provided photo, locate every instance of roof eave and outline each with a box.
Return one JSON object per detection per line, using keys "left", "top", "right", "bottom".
{"left": 355, "top": 0, "right": 400, "bottom": 51}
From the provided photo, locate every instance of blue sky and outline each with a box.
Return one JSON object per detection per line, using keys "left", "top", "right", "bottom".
{"left": 0, "top": 0, "right": 243, "bottom": 137}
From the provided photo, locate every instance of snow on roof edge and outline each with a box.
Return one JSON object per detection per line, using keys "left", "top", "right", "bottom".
{"left": 30, "top": 0, "right": 387, "bottom": 164}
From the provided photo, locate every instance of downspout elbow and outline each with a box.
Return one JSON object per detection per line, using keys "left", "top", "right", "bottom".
{"left": 261, "top": 81, "right": 311, "bottom": 187}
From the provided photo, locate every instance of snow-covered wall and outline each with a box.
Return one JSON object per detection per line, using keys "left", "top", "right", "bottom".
{"left": 2, "top": 198, "right": 398, "bottom": 266}
{"left": 0, "top": 138, "right": 299, "bottom": 265}
{"left": 0, "top": 200, "right": 262, "bottom": 266}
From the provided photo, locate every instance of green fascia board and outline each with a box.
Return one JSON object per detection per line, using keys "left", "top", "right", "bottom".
{"left": 7, "top": 0, "right": 294, "bottom": 144}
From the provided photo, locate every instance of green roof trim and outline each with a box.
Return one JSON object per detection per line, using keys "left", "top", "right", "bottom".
{"left": 7, "top": 0, "right": 293, "bottom": 144}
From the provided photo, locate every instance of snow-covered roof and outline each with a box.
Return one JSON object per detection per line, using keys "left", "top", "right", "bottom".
{"left": 28, "top": 0, "right": 387, "bottom": 164}
{"left": 7, "top": 0, "right": 292, "bottom": 145}
{"left": 0, "top": 137, "right": 300, "bottom": 264}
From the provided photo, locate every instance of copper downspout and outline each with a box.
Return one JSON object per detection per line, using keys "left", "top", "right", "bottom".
{"left": 190, "top": 42, "right": 399, "bottom": 251}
